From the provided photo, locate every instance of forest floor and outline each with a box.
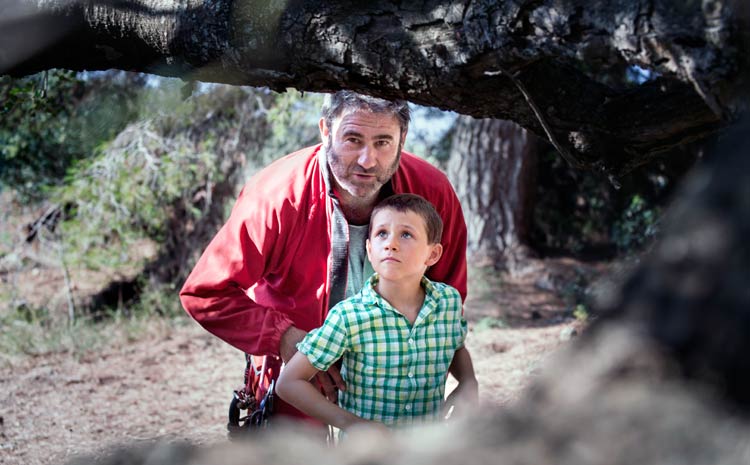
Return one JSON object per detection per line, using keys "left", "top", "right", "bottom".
{"left": 0, "top": 256, "right": 608, "bottom": 465}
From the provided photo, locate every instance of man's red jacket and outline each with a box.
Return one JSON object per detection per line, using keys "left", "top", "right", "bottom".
{"left": 179, "top": 144, "right": 467, "bottom": 357}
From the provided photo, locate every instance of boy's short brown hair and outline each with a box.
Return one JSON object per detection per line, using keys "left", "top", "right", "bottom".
{"left": 370, "top": 194, "right": 443, "bottom": 244}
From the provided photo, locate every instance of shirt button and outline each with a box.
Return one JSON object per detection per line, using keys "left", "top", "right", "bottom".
{"left": 408, "top": 372, "right": 414, "bottom": 378}
{"left": 405, "top": 405, "right": 411, "bottom": 411}
{"left": 408, "top": 338, "right": 414, "bottom": 344}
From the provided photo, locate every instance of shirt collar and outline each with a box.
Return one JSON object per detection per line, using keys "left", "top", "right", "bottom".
{"left": 362, "top": 274, "right": 439, "bottom": 320}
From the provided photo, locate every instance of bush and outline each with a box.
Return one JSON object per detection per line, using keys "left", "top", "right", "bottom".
{"left": 611, "top": 195, "right": 661, "bottom": 253}
{"left": 532, "top": 147, "right": 696, "bottom": 258}
{"left": 0, "top": 70, "right": 145, "bottom": 201}
{"left": 57, "top": 120, "right": 221, "bottom": 270}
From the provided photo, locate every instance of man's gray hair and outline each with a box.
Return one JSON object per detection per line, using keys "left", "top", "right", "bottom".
{"left": 321, "top": 91, "right": 411, "bottom": 135}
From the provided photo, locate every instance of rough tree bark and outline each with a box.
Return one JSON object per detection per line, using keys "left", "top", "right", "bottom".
{"left": 447, "top": 117, "right": 538, "bottom": 271}
{"left": 2, "top": 0, "right": 746, "bottom": 179}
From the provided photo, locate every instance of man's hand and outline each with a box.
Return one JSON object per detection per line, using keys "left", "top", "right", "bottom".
{"left": 280, "top": 325, "right": 346, "bottom": 403}
{"left": 314, "top": 364, "right": 345, "bottom": 403}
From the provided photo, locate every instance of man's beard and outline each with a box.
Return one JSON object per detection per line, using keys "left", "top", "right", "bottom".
{"left": 325, "top": 136, "right": 402, "bottom": 200}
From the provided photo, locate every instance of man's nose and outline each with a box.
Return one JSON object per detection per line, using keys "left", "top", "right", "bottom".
{"left": 357, "top": 146, "right": 377, "bottom": 170}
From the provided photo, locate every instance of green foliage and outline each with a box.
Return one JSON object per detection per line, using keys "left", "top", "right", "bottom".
{"left": 258, "top": 89, "right": 322, "bottom": 165}
{"left": 51, "top": 84, "right": 276, "bottom": 301}
{"left": 0, "top": 70, "right": 145, "bottom": 201}
{"left": 573, "top": 304, "right": 589, "bottom": 322}
{"left": 532, "top": 147, "right": 692, "bottom": 257}
{"left": 559, "top": 266, "right": 594, "bottom": 315}
{"left": 611, "top": 195, "right": 661, "bottom": 253}
{"left": 132, "top": 281, "right": 185, "bottom": 319}
{"left": 0, "top": 305, "right": 184, "bottom": 361}
{"left": 474, "top": 316, "right": 508, "bottom": 331}
{"left": 468, "top": 265, "right": 505, "bottom": 302}
{"left": 533, "top": 157, "right": 615, "bottom": 255}
{"left": 1, "top": 79, "right": 285, "bottom": 354}
{"left": 56, "top": 118, "right": 220, "bottom": 271}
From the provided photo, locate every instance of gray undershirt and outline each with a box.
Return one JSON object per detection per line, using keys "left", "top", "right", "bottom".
{"left": 345, "top": 223, "right": 375, "bottom": 299}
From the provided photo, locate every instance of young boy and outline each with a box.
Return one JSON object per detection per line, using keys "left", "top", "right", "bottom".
{"left": 276, "top": 194, "right": 477, "bottom": 432}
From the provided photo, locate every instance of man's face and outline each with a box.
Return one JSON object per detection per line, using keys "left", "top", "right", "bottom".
{"left": 320, "top": 109, "right": 405, "bottom": 202}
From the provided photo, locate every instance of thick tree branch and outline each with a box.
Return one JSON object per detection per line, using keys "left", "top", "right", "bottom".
{"left": 1, "top": 0, "right": 746, "bottom": 175}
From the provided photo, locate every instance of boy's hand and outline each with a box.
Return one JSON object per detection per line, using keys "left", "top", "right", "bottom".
{"left": 443, "top": 378, "right": 478, "bottom": 419}
{"left": 346, "top": 419, "right": 390, "bottom": 437}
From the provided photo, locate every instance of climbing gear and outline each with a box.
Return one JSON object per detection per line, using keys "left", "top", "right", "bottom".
{"left": 227, "top": 354, "right": 281, "bottom": 439}
{"left": 226, "top": 352, "right": 336, "bottom": 444}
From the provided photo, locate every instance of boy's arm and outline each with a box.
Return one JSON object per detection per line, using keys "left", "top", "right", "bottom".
{"left": 276, "top": 351, "right": 371, "bottom": 430}
{"left": 445, "top": 346, "right": 479, "bottom": 414}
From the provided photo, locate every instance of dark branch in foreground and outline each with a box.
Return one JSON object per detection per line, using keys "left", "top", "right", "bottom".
{"left": 2, "top": 0, "right": 747, "bottom": 176}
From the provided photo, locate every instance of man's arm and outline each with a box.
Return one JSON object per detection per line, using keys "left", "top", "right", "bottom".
{"left": 179, "top": 184, "right": 295, "bottom": 356}
{"left": 276, "top": 352, "right": 370, "bottom": 430}
{"left": 411, "top": 167, "right": 468, "bottom": 299}
{"left": 435, "top": 186, "right": 468, "bottom": 300}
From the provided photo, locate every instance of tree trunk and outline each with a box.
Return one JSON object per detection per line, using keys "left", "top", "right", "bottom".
{"left": 448, "top": 116, "right": 538, "bottom": 272}
{"left": 2, "top": 0, "right": 746, "bottom": 177}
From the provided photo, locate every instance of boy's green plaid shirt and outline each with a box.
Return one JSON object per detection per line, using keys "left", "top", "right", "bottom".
{"left": 297, "top": 274, "right": 467, "bottom": 426}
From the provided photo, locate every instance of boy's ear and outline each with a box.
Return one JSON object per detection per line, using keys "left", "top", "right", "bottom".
{"left": 425, "top": 243, "right": 443, "bottom": 267}
{"left": 366, "top": 239, "right": 373, "bottom": 260}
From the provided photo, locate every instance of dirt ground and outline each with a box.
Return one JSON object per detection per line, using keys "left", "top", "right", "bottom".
{"left": 0, "top": 257, "right": 600, "bottom": 465}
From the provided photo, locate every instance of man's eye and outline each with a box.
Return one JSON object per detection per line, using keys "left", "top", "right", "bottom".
{"left": 376, "top": 140, "right": 390, "bottom": 147}
{"left": 345, "top": 137, "right": 360, "bottom": 144}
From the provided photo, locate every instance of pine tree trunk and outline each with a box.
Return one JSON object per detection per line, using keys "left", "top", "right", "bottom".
{"left": 448, "top": 116, "right": 538, "bottom": 272}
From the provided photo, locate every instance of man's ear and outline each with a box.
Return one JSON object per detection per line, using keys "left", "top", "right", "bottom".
{"left": 425, "top": 243, "right": 443, "bottom": 267}
{"left": 319, "top": 117, "right": 329, "bottom": 146}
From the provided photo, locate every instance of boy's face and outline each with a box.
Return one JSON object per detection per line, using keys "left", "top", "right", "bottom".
{"left": 366, "top": 207, "right": 443, "bottom": 283}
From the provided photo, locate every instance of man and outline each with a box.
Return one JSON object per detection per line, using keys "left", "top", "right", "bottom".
{"left": 180, "top": 91, "right": 467, "bottom": 423}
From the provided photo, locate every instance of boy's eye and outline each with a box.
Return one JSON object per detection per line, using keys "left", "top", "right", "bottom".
{"left": 401, "top": 232, "right": 412, "bottom": 239}
{"left": 376, "top": 230, "right": 387, "bottom": 238}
